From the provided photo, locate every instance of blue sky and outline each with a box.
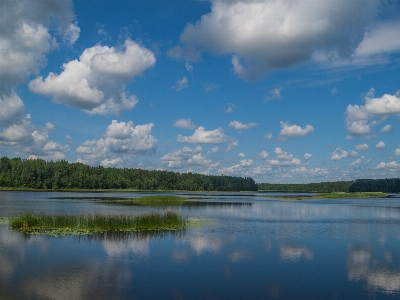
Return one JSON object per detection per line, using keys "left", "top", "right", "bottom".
{"left": 1, "top": 0, "right": 400, "bottom": 183}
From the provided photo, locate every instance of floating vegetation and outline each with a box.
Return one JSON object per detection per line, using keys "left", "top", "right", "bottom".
{"left": 133, "top": 195, "right": 186, "bottom": 206}
{"left": 0, "top": 217, "right": 9, "bottom": 224}
{"left": 10, "top": 211, "right": 188, "bottom": 236}
{"left": 183, "top": 201, "right": 252, "bottom": 208}
{"left": 313, "top": 192, "right": 388, "bottom": 199}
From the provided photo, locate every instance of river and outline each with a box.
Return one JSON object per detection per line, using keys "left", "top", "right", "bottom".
{"left": 1, "top": 191, "right": 400, "bottom": 299}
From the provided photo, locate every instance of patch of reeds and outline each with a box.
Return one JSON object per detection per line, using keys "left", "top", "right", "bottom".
{"left": 133, "top": 195, "right": 186, "bottom": 206}
{"left": 10, "top": 211, "right": 188, "bottom": 235}
{"left": 315, "top": 192, "right": 388, "bottom": 199}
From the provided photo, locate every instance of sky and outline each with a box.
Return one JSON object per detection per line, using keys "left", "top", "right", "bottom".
{"left": 1, "top": 0, "right": 400, "bottom": 184}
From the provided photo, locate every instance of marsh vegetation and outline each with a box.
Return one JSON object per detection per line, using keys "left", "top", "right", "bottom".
{"left": 10, "top": 211, "right": 188, "bottom": 236}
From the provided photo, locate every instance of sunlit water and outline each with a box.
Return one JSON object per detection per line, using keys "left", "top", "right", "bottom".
{"left": 1, "top": 191, "right": 400, "bottom": 299}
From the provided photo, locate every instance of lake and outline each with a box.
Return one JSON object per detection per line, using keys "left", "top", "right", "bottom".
{"left": 1, "top": 191, "right": 400, "bottom": 299}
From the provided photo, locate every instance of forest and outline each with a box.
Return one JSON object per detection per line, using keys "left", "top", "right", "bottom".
{"left": 349, "top": 178, "right": 400, "bottom": 193}
{"left": 257, "top": 181, "right": 354, "bottom": 192}
{"left": 0, "top": 157, "right": 258, "bottom": 191}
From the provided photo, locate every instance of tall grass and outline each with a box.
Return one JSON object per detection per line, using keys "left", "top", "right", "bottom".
{"left": 134, "top": 195, "right": 185, "bottom": 206}
{"left": 10, "top": 211, "right": 188, "bottom": 235}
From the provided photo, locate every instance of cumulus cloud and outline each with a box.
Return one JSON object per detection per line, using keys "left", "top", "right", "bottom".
{"left": 173, "top": 118, "right": 196, "bottom": 130}
{"left": 279, "top": 121, "right": 314, "bottom": 141}
{"left": 264, "top": 132, "right": 273, "bottom": 140}
{"left": 330, "top": 147, "right": 358, "bottom": 161}
{"left": 170, "top": 0, "right": 380, "bottom": 80}
{"left": 161, "top": 146, "right": 217, "bottom": 169}
{"left": 266, "top": 147, "right": 302, "bottom": 167}
{"left": 172, "top": 76, "right": 188, "bottom": 91}
{"left": 376, "top": 141, "right": 386, "bottom": 150}
{"left": 0, "top": 0, "right": 80, "bottom": 94}
{"left": 375, "top": 161, "right": 400, "bottom": 170}
{"left": 345, "top": 88, "right": 400, "bottom": 137}
{"left": 0, "top": 92, "right": 26, "bottom": 127}
{"left": 225, "top": 103, "right": 235, "bottom": 113}
{"left": 76, "top": 120, "right": 157, "bottom": 166}
{"left": 229, "top": 120, "right": 257, "bottom": 130}
{"left": 394, "top": 148, "right": 400, "bottom": 156}
{"left": 264, "top": 87, "right": 282, "bottom": 102}
{"left": 291, "top": 167, "right": 328, "bottom": 177}
{"left": 350, "top": 156, "right": 371, "bottom": 170}
{"left": 355, "top": 143, "right": 369, "bottom": 151}
{"left": 218, "top": 159, "right": 254, "bottom": 176}
{"left": 0, "top": 115, "right": 70, "bottom": 160}
{"left": 381, "top": 124, "right": 393, "bottom": 133}
{"left": 177, "top": 126, "right": 233, "bottom": 144}
{"left": 29, "top": 39, "right": 155, "bottom": 115}
{"left": 257, "top": 150, "right": 268, "bottom": 160}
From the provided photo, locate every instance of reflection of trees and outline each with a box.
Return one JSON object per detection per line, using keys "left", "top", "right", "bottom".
{"left": 347, "top": 246, "right": 400, "bottom": 294}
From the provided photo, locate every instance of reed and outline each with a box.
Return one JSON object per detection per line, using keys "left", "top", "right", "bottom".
{"left": 10, "top": 211, "right": 188, "bottom": 235}
{"left": 133, "top": 195, "right": 186, "bottom": 206}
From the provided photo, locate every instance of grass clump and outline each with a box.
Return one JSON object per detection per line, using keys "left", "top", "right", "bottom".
{"left": 134, "top": 195, "right": 186, "bottom": 206}
{"left": 314, "top": 192, "right": 388, "bottom": 199}
{"left": 10, "top": 211, "right": 188, "bottom": 236}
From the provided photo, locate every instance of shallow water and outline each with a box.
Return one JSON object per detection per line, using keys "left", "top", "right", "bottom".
{"left": 1, "top": 191, "right": 400, "bottom": 299}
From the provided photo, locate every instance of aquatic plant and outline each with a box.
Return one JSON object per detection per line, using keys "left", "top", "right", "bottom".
{"left": 133, "top": 195, "right": 186, "bottom": 206}
{"left": 10, "top": 211, "right": 188, "bottom": 235}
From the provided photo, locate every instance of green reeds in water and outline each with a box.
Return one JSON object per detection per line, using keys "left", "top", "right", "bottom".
{"left": 10, "top": 211, "right": 188, "bottom": 236}
{"left": 133, "top": 195, "right": 186, "bottom": 206}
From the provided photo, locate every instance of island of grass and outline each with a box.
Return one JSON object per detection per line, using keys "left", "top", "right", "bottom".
{"left": 133, "top": 195, "right": 186, "bottom": 206}
{"left": 10, "top": 211, "right": 188, "bottom": 236}
{"left": 309, "top": 192, "right": 388, "bottom": 199}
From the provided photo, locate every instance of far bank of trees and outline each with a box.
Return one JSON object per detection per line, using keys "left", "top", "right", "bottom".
{"left": 0, "top": 157, "right": 258, "bottom": 191}
{"left": 349, "top": 178, "right": 400, "bottom": 193}
{"left": 257, "top": 181, "right": 354, "bottom": 192}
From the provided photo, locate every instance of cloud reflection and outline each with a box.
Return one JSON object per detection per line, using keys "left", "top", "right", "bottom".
{"left": 347, "top": 246, "right": 400, "bottom": 294}
{"left": 280, "top": 244, "right": 313, "bottom": 261}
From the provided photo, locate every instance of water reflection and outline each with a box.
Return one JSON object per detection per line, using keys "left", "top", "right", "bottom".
{"left": 280, "top": 244, "right": 313, "bottom": 261}
{"left": 347, "top": 246, "right": 400, "bottom": 294}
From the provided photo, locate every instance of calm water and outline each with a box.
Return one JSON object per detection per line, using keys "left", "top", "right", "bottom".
{"left": 1, "top": 191, "right": 400, "bottom": 300}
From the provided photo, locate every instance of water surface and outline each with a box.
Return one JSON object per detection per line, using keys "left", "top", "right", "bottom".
{"left": 1, "top": 191, "right": 400, "bottom": 299}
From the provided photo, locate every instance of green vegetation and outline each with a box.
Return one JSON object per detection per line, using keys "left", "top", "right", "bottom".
{"left": 314, "top": 192, "right": 388, "bottom": 199}
{"left": 133, "top": 195, "right": 185, "bottom": 206}
{"left": 10, "top": 211, "right": 188, "bottom": 235}
{"left": 258, "top": 181, "right": 354, "bottom": 192}
{"left": 349, "top": 178, "right": 400, "bottom": 193}
{"left": 0, "top": 156, "right": 257, "bottom": 191}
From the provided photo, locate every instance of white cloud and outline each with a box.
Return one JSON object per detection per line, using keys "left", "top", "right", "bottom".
{"left": 174, "top": 118, "right": 196, "bottom": 130}
{"left": 331, "top": 87, "right": 338, "bottom": 95}
{"left": 279, "top": 121, "right": 314, "bottom": 141}
{"left": 0, "top": 115, "right": 70, "bottom": 160}
{"left": 264, "top": 87, "right": 282, "bottom": 102}
{"left": 291, "top": 167, "right": 328, "bottom": 177}
{"left": 171, "top": 0, "right": 379, "bottom": 80}
{"left": 264, "top": 132, "right": 273, "bottom": 140}
{"left": 203, "top": 83, "right": 220, "bottom": 92}
{"left": 229, "top": 120, "right": 257, "bottom": 130}
{"left": 266, "top": 147, "right": 302, "bottom": 167}
{"left": 350, "top": 156, "right": 370, "bottom": 170}
{"left": 376, "top": 141, "right": 385, "bottom": 150}
{"left": 185, "top": 62, "right": 193, "bottom": 72}
{"left": 346, "top": 88, "right": 400, "bottom": 137}
{"left": 209, "top": 146, "right": 219, "bottom": 154}
{"left": 303, "top": 153, "right": 312, "bottom": 161}
{"left": 160, "top": 146, "right": 216, "bottom": 169}
{"left": 238, "top": 152, "right": 245, "bottom": 158}
{"left": 0, "top": 92, "right": 26, "bottom": 127}
{"left": 394, "top": 148, "right": 400, "bottom": 156}
{"left": 225, "top": 103, "right": 235, "bottom": 113}
{"left": 224, "top": 140, "right": 238, "bottom": 152}
{"left": 76, "top": 120, "right": 157, "bottom": 166}
{"left": 172, "top": 76, "right": 188, "bottom": 91}
{"left": 375, "top": 161, "right": 400, "bottom": 170}
{"left": 355, "top": 143, "right": 369, "bottom": 151}
{"left": 330, "top": 147, "right": 358, "bottom": 161}
{"left": 381, "top": 124, "right": 393, "bottom": 133}
{"left": 0, "top": 0, "right": 80, "bottom": 94}
{"left": 177, "top": 126, "right": 232, "bottom": 144}
{"left": 29, "top": 39, "right": 155, "bottom": 115}
{"left": 218, "top": 159, "right": 254, "bottom": 176}
{"left": 257, "top": 150, "right": 268, "bottom": 160}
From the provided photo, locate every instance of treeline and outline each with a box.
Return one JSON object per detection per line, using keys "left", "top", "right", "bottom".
{"left": 0, "top": 157, "right": 258, "bottom": 191}
{"left": 257, "top": 181, "right": 354, "bottom": 192}
{"left": 349, "top": 179, "right": 400, "bottom": 193}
